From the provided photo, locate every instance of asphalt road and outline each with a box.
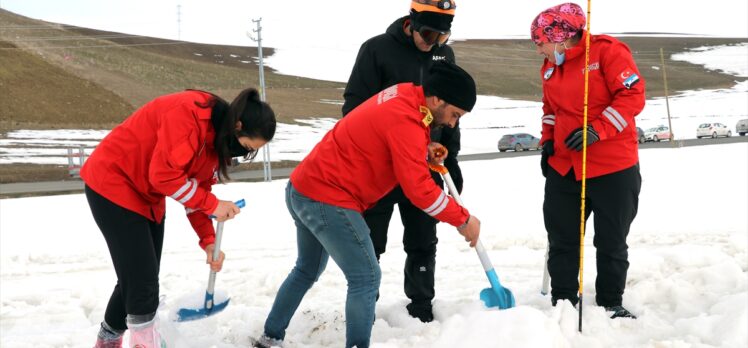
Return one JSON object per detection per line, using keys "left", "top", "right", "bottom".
{"left": 2, "top": 136, "right": 745, "bottom": 197}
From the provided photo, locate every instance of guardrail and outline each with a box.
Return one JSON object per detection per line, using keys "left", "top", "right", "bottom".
{"left": 67, "top": 146, "right": 92, "bottom": 178}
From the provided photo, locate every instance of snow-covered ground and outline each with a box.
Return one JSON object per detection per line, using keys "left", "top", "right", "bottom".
{"left": 1, "top": 48, "right": 747, "bottom": 347}
{"left": 1, "top": 2, "right": 747, "bottom": 347}
{"left": 1, "top": 142, "right": 746, "bottom": 347}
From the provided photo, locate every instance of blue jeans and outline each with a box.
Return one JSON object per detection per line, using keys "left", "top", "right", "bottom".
{"left": 263, "top": 182, "right": 381, "bottom": 348}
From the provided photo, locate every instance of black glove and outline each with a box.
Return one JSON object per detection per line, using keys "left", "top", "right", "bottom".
{"left": 564, "top": 126, "right": 600, "bottom": 152}
{"left": 540, "top": 140, "right": 554, "bottom": 177}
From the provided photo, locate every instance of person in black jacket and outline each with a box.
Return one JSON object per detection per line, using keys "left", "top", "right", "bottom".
{"left": 342, "top": 0, "right": 463, "bottom": 323}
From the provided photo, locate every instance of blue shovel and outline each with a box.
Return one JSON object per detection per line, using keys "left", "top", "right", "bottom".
{"left": 430, "top": 164, "right": 516, "bottom": 309}
{"left": 176, "top": 199, "right": 245, "bottom": 322}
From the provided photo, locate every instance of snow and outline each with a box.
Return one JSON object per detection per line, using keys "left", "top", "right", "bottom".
{"left": 1, "top": 143, "right": 746, "bottom": 347}
{"left": 1, "top": 2, "right": 748, "bottom": 347}
{"left": 672, "top": 43, "right": 748, "bottom": 78}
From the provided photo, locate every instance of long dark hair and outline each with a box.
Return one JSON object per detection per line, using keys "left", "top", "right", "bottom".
{"left": 210, "top": 88, "right": 276, "bottom": 181}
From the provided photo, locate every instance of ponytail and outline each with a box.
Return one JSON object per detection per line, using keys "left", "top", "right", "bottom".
{"left": 211, "top": 88, "right": 277, "bottom": 182}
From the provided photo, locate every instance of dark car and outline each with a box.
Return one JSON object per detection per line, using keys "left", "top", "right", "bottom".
{"left": 636, "top": 127, "right": 645, "bottom": 144}
{"left": 498, "top": 133, "right": 540, "bottom": 152}
{"left": 736, "top": 119, "right": 748, "bottom": 136}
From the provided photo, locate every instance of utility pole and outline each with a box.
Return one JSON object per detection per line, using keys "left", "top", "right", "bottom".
{"left": 660, "top": 48, "right": 675, "bottom": 143}
{"left": 249, "top": 18, "right": 272, "bottom": 182}
{"left": 177, "top": 4, "right": 182, "bottom": 40}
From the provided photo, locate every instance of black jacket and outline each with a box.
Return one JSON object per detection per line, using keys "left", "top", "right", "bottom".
{"left": 342, "top": 16, "right": 463, "bottom": 191}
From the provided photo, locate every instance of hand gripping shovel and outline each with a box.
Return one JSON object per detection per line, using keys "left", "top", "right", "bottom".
{"left": 176, "top": 199, "right": 245, "bottom": 322}
{"left": 429, "top": 164, "right": 516, "bottom": 309}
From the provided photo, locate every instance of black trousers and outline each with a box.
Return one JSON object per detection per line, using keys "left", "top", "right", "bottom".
{"left": 85, "top": 185, "right": 164, "bottom": 331}
{"left": 365, "top": 173, "right": 442, "bottom": 305}
{"left": 543, "top": 164, "right": 641, "bottom": 307}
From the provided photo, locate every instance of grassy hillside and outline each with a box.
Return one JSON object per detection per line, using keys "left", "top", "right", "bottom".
{"left": 0, "top": 40, "right": 133, "bottom": 130}
{"left": 0, "top": 9, "right": 344, "bottom": 132}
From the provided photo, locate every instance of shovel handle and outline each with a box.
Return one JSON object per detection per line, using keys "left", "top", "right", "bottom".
{"left": 432, "top": 165, "right": 495, "bottom": 273}
{"left": 205, "top": 221, "right": 224, "bottom": 309}
{"left": 205, "top": 199, "right": 245, "bottom": 309}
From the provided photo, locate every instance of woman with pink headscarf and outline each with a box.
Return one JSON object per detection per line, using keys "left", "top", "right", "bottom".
{"left": 531, "top": 2, "right": 645, "bottom": 319}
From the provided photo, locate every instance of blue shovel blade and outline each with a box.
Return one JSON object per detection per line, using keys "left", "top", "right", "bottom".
{"left": 480, "top": 269, "right": 516, "bottom": 309}
{"left": 175, "top": 295, "right": 230, "bottom": 322}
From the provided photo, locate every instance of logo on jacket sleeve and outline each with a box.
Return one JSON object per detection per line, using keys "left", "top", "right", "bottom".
{"left": 617, "top": 68, "right": 640, "bottom": 89}
{"left": 377, "top": 85, "right": 399, "bottom": 104}
{"left": 432, "top": 55, "right": 447, "bottom": 61}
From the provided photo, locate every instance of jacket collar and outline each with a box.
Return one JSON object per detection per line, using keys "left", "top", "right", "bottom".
{"left": 563, "top": 30, "right": 589, "bottom": 62}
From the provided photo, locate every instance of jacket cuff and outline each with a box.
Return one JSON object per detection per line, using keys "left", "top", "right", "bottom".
{"left": 204, "top": 194, "right": 219, "bottom": 216}
{"left": 199, "top": 235, "right": 216, "bottom": 250}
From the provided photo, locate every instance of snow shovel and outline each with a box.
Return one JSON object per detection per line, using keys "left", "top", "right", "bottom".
{"left": 429, "top": 164, "right": 516, "bottom": 309}
{"left": 176, "top": 199, "right": 245, "bottom": 322}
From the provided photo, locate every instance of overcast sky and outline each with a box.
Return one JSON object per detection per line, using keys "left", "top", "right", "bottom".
{"left": 3, "top": 0, "right": 747, "bottom": 50}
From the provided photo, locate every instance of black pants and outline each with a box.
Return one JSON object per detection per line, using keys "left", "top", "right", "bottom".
{"left": 365, "top": 175, "right": 441, "bottom": 305}
{"left": 543, "top": 164, "right": 641, "bottom": 307}
{"left": 85, "top": 185, "right": 164, "bottom": 331}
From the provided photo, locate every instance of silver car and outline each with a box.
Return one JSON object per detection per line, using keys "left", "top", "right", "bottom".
{"left": 498, "top": 133, "right": 540, "bottom": 152}
{"left": 737, "top": 119, "right": 748, "bottom": 136}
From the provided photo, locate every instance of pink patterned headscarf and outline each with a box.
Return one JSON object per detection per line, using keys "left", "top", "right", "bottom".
{"left": 530, "top": 3, "right": 586, "bottom": 44}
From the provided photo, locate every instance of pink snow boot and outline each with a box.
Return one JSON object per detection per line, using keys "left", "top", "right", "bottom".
{"left": 93, "top": 337, "right": 123, "bottom": 348}
{"left": 127, "top": 313, "right": 166, "bottom": 348}
{"left": 93, "top": 321, "right": 124, "bottom": 348}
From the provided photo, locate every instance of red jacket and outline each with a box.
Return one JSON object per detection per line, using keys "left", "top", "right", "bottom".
{"left": 81, "top": 90, "right": 219, "bottom": 249}
{"left": 290, "top": 83, "right": 469, "bottom": 227}
{"left": 539, "top": 32, "right": 646, "bottom": 180}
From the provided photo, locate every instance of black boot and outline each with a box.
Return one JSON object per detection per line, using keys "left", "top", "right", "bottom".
{"left": 605, "top": 305, "right": 637, "bottom": 319}
{"left": 406, "top": 301, "right": 434, "bottom": 323}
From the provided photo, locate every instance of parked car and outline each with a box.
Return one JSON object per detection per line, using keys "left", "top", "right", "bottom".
{"left": 498, "top": 133, "right": 540, "bottom": 152}
{"left": 696, "top": 122, "right": 731, "bottom": 138}
{"left": 644, "top": 126, "right": 671, "bottom": 142}
{"left": 736, "top": 119, "right": 748, "bottom": 136}
{"left": 636, "top": 127, "right": 645, "bottom": 144}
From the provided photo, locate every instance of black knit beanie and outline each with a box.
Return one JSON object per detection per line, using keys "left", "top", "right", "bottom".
{"left": 424, "top": 61, "right": 476, "bottom": 112}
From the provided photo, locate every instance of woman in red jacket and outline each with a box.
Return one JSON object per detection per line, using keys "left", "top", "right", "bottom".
{"left": 532, "top": 3, "right": 644, "bottom": 319}
{"left": 83, "top": 88, "right": 276, "bottom": 347}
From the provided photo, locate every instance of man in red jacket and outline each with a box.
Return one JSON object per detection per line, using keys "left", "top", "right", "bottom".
{"left": 532, "top": 3, "right": 645, "bottom": 319}
{"left": 254, "top": 61, "right": 480, "bottom": 348}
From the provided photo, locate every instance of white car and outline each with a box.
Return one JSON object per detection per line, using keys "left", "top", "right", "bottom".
{"left": 644, "top": 126, "right": 671, "bottom": 142}
{"left": 696, "top": 122, "right": 731, "bottom": 138}
{"left": 736, "top": 119, "right": 748, "bottom": 136}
